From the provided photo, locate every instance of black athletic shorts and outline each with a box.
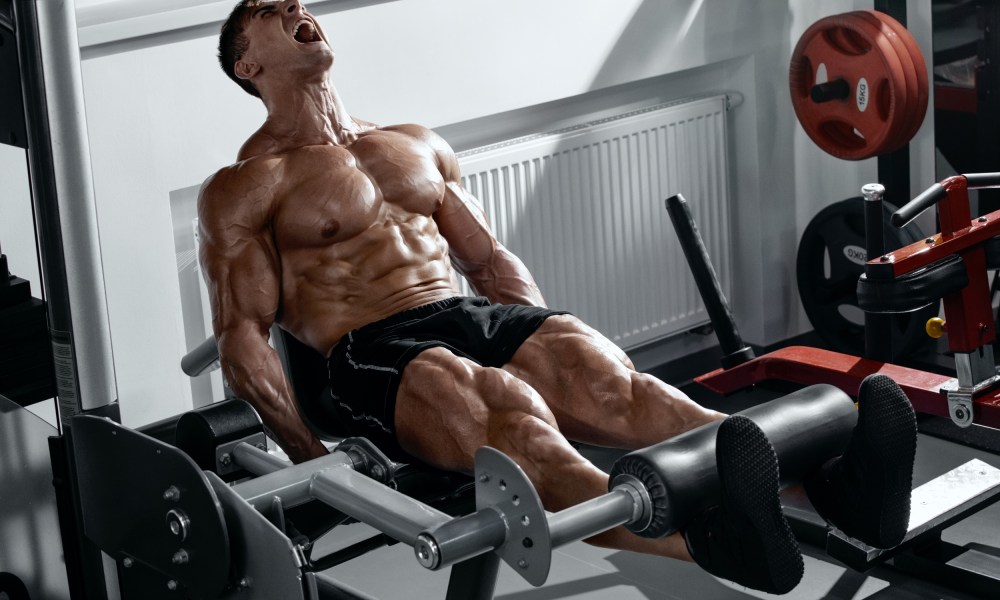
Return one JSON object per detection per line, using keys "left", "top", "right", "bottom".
{"left": 326, "top": 296, "right": 568, "bottom": 461}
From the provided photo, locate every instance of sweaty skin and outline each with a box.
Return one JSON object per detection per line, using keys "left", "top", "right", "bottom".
{"left": 201, "top": 0, "right": 723, "bottom": 559}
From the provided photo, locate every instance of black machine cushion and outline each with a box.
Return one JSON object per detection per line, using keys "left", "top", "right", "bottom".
{"left": 609, "top": 385, "right": 857, "bottom": 539}
{"left": 857, "top": 254, "right": 968, "bottom": 314}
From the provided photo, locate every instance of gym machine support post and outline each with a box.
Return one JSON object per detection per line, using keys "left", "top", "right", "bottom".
{"left": 862, "top": 183, "right": 894, "bottom": 362}
{"left": 977, "top": 1, "right": 1000, "bottom": 213}
{"left": 2, "top": 0, "right": 121, "bottom": 598}
{"left": 870, "top": 0, "right": 911, "bottom": 364}
{"left": 10, "top": 0, "right": 118, "bottom": 421}
{"left": 874, "top": 0, "right": 911, "bottom": 212}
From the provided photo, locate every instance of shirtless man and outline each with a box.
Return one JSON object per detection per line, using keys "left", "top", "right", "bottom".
{"left": 199, "top": 1, "right": 917, "bottom": 594}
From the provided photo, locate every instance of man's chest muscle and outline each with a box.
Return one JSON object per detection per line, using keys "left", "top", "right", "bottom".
{"left": 273, "top": 137, "right": 444, "bottom": 249}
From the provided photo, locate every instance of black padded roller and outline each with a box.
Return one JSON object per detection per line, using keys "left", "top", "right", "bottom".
{"left": 609, "top": 384, "right": 856, "bottom": 538}
{"left": 175, "top": 399, "right": 264, "bottom": 477}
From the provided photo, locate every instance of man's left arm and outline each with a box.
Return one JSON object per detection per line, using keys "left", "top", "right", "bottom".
{"left": 425, "top": 132, "right": 547, "bottom": 307}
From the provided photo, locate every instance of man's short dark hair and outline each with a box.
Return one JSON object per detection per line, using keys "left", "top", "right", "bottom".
{"left": 219, "top": 1, "right": 261, "bottom": 98}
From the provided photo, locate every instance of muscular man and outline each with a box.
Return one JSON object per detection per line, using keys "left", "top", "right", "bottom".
{"left": 199, "top": 1, "right": 917, "bottom": 594}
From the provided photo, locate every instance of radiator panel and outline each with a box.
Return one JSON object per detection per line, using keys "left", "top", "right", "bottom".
{"left": 457, "top": 97, "right": 732, "bottom": 350}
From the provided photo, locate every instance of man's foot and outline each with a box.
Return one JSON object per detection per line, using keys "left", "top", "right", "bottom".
{"left": 683, "top": 415, "right": 804, "bottom": 594}
{"left": 805, "top": 373, "right": 917, "bottom": 548}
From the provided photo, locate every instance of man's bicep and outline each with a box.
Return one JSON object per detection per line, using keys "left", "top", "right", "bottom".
{"left": 435, "top": 181, "right": 547, "bottom": 306}
{"left": 200, "top": 223, "right": 281, "bottom": 339}
{"left": 434, "top": 182, "right": 500, "bottom": 272}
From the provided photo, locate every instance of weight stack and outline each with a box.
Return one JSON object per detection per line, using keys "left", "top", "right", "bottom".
{"left": 0, "top": 253, "right": 56, "bottom": 406}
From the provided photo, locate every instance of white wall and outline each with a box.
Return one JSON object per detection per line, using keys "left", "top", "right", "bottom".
{"left": 0, "top": 0, "right": 935, "bottom": 426}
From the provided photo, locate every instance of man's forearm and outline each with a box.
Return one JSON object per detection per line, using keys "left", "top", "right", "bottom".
{"left": 219, "top": 334, "right": 327, "bottom": 463}
{"left": 462, "top": 246, "right": 547, "bottom": 307}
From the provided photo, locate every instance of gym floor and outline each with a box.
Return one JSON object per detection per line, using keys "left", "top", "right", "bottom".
{"left": 310, "top": 365, "right": 1000, "bottom": 599}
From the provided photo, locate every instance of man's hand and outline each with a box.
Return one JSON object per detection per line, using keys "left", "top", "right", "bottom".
{"left": 287, "top": 437, "right": 330, "bottom": 464}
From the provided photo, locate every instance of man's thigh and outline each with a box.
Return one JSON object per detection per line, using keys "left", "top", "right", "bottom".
{"left": 502, "top": 313, "right": 633, "bottom": 387}
{"left": 394, "top": 346, "right": 558, "bottom": 472}
{"left": 500, "top": 315, "right": 658, "bottom": 442}
{"left": 512, "top": 314, "right": 634, "bottom": 367}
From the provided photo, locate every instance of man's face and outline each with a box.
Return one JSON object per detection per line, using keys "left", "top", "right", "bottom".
{"left": 240, "top": 0, "right": 333, "bottom": 77}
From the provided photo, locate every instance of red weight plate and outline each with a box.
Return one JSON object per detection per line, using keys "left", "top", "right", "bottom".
{"left": 872, "top": 10, "right": 930, "bottom": 145}
{"left": 853, "top": 10, "right": 918, "bottom": 153}
{"left": 791, "top": 12, "right": 909, "bottom": 158}
{"left": 790, "top": 12, "right": 909, "bottom": 159}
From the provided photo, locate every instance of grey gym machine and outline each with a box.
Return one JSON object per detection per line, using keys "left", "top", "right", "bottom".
{"left": 68, "top": 383, "right": 861, "bottom": 599}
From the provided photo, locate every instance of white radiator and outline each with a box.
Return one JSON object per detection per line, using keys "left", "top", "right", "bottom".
{"left": 457, "top": 96, "right": 733, "bottom": 350}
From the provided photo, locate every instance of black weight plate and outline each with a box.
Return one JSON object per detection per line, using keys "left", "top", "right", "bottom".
{"left": 0, "top": 572, "right": 30, "bottom": 600}
{"left": 797, "top": 196, "right": 936, "bottom": 358}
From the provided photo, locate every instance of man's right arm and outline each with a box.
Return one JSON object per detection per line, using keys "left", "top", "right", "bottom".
{"left": 197, "top": 167, "right": 327, "bottom": 464}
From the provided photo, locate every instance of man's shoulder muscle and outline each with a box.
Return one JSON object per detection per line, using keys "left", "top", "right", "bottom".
{"left": 198, "top": 157, "right": 283, "bottom": 239}
{"left": 382, "top": 124, "right": 460, "bottom": 180}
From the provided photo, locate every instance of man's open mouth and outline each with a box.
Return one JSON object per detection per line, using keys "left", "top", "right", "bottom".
{"left": 292, "top": 19, "right": 321, "bottom": 44}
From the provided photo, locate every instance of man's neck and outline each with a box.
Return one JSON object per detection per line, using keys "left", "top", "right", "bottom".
{"left": 260, "top": 77, "right": 359, "bottom": 147}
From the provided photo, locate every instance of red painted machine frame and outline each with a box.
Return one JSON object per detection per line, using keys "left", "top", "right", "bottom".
{"left": 871, "top": 175, "right": 996, "bottom": 353}
{"left": 697, "top": 174, "right": 1000, "bottom": 429}
{"left": 695, "top": 345, "right": 1000, "bottom": 428}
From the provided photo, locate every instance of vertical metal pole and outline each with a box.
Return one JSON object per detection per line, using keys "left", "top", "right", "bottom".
{"left": 13, "top": 0, "right": 117, "bottom": 423}
{"left": 870, "top": 0, "right": 909, "bottom": 364}
{"left": 874, "top": 0, "right": 911, "bottom": 212}
{"left": 862, "top": 183, "right": 894, "bottom": 362}
{"left": 978, "top": 1, "right": 1000, "bottom": 213}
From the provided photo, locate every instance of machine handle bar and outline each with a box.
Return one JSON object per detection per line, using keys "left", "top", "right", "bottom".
{"left": 181, "top": 335, "right": 220, "bottom": 377}
{"left": 891, "top": 184, "right": 946, "bottom": 227}
{"left": 891, "top": 173, "right": 1000, "bottom": 228}
{"left": 964, "top": 172, "right": 1000, "bottom": 189}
